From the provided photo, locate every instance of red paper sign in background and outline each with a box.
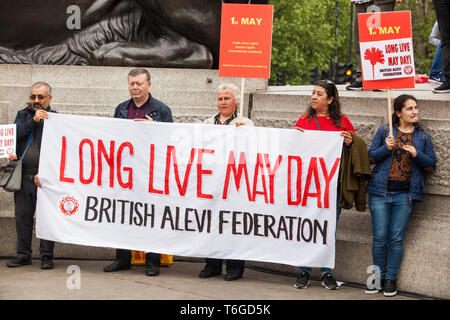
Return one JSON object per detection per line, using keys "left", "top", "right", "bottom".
{"left": 219, "top": 4, "right": 273, "bottom": 79}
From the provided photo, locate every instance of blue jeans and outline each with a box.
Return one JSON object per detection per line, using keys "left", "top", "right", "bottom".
{"left": 369, "top": 192, "right": 415, "bottom": 280}
{"left": 300, "top": 206, "right": 342, "bottom": 274}
{"left": 430, "top": 41, "right": 444, "bottom": 77}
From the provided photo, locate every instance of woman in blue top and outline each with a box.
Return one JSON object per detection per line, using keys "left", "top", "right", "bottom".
{"left": 365, "top": 94, "right": 436, "bottom": 297}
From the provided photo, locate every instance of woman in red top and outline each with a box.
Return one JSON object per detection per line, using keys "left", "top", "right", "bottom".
{"left": 293, "top": 80, "right": 355, "bottom": 291}
{"left": 295, "top": 80, "right": 355, "bottom": 137}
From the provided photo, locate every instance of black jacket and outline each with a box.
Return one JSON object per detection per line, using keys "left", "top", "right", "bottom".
{"left": 14, "top": 104, "right": 56, "bottom": 157}
{"left": 113, "top": 94, "right": 173, "bottom": 123}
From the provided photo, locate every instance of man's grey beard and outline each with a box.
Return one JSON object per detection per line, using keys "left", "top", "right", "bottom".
{"left": 32, "top": 103, "right": 44, "bottom": 110}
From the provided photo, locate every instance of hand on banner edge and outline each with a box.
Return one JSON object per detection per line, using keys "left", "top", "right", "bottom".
{"left": 7, "top": 154, "right": 17, "bottom": 161}
{"left": 35, "top": 174, "right": 42, "bottom": 188}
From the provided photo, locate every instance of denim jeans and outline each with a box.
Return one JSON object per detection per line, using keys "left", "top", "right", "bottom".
{"left": 300, "top": 206, "right": 342, "bottom": 274}
{"left": 369, "top": 192, "right": 415, "bottom": 280}
{"left": 430, "top": 41, "right": 444, "bottom": 77}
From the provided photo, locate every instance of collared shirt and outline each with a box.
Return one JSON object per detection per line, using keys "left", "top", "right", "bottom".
{"left": 214, "top": 111, "right": 238, "bottom": 125}
{"left": 127, "top": 95, "right": 150, "bottom": 119}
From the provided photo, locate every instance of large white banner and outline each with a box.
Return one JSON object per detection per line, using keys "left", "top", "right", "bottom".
{"left": 36, "top": 113, "right": 343, "bottom": 268}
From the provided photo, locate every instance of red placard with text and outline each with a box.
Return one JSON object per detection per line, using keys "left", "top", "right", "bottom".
{"left": 219, "top": 3, "right": 273, "bottom": 79}
{"left": 358, "top": 11, "right": 415, "bottom": 90}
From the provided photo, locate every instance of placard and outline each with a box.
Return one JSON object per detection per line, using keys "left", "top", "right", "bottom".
{"left": 218, "top": 3, "right": 273, "bottom": 79}
{"left": 358, "top": 11, "right": 415, "bottom": 90}
{"left": 0, "top": 124, "right": 16, "bottom": 159}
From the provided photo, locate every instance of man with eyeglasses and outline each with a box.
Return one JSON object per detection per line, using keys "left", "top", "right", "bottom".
{"left": 6, "top": 82, "right": 56, "bottom": 270}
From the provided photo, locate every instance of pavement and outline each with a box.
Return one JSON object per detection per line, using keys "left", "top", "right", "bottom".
{"left": 0, "top": 258, "right": 421, "bottom": 301}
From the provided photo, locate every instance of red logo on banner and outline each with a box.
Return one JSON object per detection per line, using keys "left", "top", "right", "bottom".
{"left": 59, "top": 195, "right": 79, "bottom": 216}
{"left": 404, "top": 65, "right": 413, "bottom": 75}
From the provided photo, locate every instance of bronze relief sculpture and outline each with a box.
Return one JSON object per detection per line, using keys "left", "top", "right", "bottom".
{"left": 0, "top": 0, "right": 267, "bottom": 68}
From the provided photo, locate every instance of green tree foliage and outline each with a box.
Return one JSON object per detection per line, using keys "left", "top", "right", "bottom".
{"left": 270, "top": 0, "right": 437, "bottom": 85}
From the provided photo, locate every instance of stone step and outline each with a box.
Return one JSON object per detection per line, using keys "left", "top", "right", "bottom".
{"left": 257, "top": 84, "right": 450, "bottom": 117}
{"left": 0, "top": 87, "right": 251, "bottom": 123}
{"left": 52, "top": 103, "right": 220, "bottom": 121}
{"left": 0, "top": 64, "right": 267, "bottom": 92}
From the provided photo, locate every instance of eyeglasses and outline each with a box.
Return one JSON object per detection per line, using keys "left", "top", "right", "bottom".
{"left": 30, "top": 95, "right": 49, "bottom": 100}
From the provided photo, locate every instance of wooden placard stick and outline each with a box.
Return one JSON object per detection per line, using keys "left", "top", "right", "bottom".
{"left": 239, "top": 77, "right": 245, "bottom": 122}
{"left": 387, "top": 87, "right": 393, "bottom": 135}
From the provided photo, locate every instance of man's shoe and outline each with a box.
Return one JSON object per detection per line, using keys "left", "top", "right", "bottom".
{"left": 293, "top": 271, "right": 310, "bottom": 289}
{"left": 199, "top": 266, "right": 222, "bottom": 278}
{"left": 41, "top": 256, "right": 54, "bottom": 270}
{"left": 224, "top": 272, "right": 242, "bottom": 281}
{"left": 429, "top": 74, "right": 445, "bottom": 84}
{"left": 145, "top": 264, "right": 160, "bottom": 276}
{"left": 321, "top": 272, "right": 339, "bottom": 290}
{"left": 365, "top": 278, "right": 384, "bottom": 294}
{"left": 383, "top": 279, "right": 398, "bottom": 297}
{"left": 103, "top": 260, "right": 131, "bottom": 272}
{"left": 432, "top": 81, "right": 450, "bottom": 93}
{"left": 346, "top": 80, "right": 363, "bottom": 91}
{"left": 7, "top": 257, "right": 32, "bottom": 268}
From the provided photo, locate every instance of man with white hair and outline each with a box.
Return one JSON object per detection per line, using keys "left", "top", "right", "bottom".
{"left": 6, "top": 82, "right": 56, "bottom": 269}
{"left": 199, "top": 83, "right": 253, "bottom": 281}
{"left": 203, "top": 83, "right": 253, "bottom": 126}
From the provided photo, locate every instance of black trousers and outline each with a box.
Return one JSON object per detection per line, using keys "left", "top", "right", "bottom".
{"left": 205, "top": 258, "right": 245, "bottom": 274}
{"left": 433, "top": 0, "right": 450, "bottom": 80}
{"left": 115, "top": 249, "right": 160, "bottom": 266}
{"left": 14, "top": 174, "right": 54, "bottom": 259}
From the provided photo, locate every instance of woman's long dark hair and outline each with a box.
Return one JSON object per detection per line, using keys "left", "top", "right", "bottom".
{"left": 305, "top": 80, "right": 344, "bottom": 128}
{"left": 392, "top": 94, "right": 420, "bottom": 128}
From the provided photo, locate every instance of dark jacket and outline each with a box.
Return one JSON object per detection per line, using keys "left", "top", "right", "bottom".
{"left": 14, "top": 104, "right": 56, "bottom": 157}
{"left": 339, "top": 132, "right": 372, "bottom": 211}
{"left": 113, "top": 94, "right": 173, "bottom": 122}
{"left": 366, "top": 124, "right": 436, "bottom": 202}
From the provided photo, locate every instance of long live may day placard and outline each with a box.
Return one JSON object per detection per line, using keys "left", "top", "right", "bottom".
{"left": 358, "top": 10, "right": 415, "bottom": 90}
